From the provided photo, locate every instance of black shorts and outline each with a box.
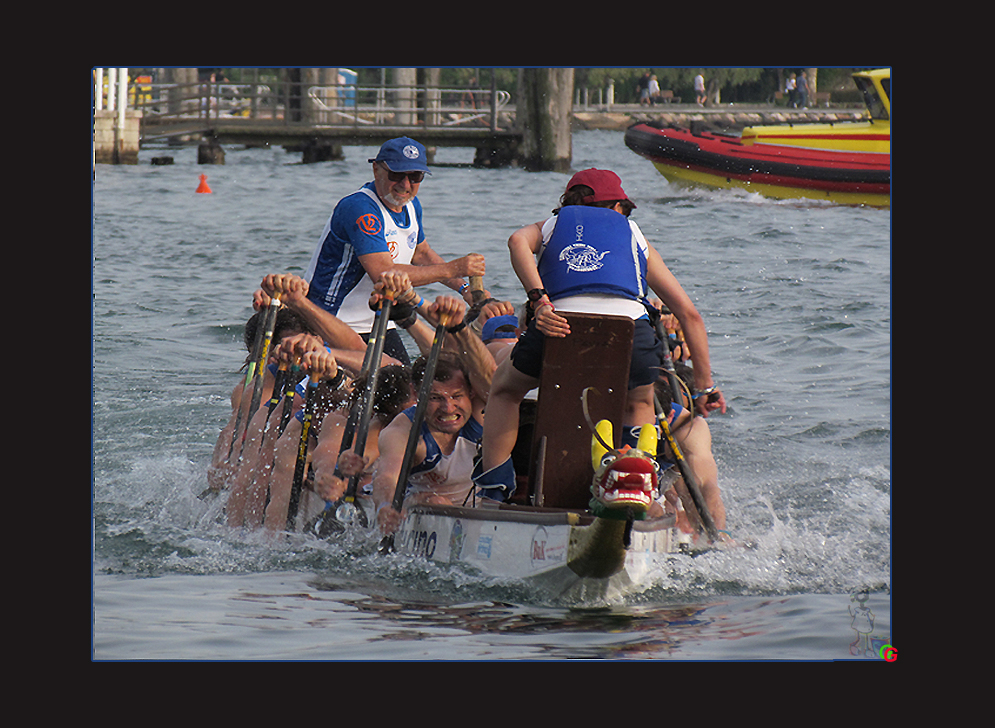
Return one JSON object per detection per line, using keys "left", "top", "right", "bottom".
{"left": 510, "top": 316, "right": 662, "bottom": 390}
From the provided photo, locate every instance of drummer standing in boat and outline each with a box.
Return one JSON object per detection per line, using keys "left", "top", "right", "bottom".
{"left": 304, "top": 136, "right": 486, "bottom": 364}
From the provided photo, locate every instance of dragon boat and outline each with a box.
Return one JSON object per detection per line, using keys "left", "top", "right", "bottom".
{"left": 382, "top": 313, "right": 695, "bottom": 601}
{"left": 624, "top": 68, "right": 891, "bottom": 207}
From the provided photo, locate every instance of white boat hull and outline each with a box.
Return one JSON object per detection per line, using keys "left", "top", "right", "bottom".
{"left": 392, "top": 503, "right": 685, "bottom": 599}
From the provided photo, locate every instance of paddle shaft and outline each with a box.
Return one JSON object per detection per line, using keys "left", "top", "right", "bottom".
{"left": 266, "top": 363, "right": 289, "bottom": 415}
{"left": 655, "top": 316, "right": 719, "bottom": 543}
{"left": 247, "top": 296, "right": 282, "bottom": 417}
{"left": 469, "top": 275, "right": 485, "bottom": 305}
{"left": 329, "top": 299, "right": 392, "bottom": 509}
{"left": 379, "top": 322, "right": 447, "bottom": 554}
{"left": 227, "top": 307, "right": 269, "bottom": 458}
{"left": 229, "top": 297, "right": 281, "bottom": 459}
{"left": 286, "top": 372, "right": 319, "bottom": 530}
{"left": 463, "top": 274, "right": 490, "bottom": 328}
{"left": 655, "top": 316, "right": 684, "bottom": 407}
{"left": 278, "top": 362, "right": 300, "bottom": 436}
{"left": 659, "top": 416, "right": 719, "bottom": 543}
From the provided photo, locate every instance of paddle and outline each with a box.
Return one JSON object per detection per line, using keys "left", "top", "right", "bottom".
{"left": 309, "top": 297, "right": 393, "bottom": 536}
{"left": 658, "top": 415, "right": 719, "bottom": 543}
{"left": 266, "top": 362, "right": 289, "bottom": 417}
{"left": 285, "top": 368, "right": 319, "bottom": 531}
{"left": 230, "top": 295, "right": 281, "bottom": 458}
{"left": 278, "top": 361, "right": 301, "bottom": 436}
{"left": 462, "top": 274, "right": 491, "bottom": 327}
{"left": 378, "top": 317, "right": 449, "bottom": 555}
{"left": 654, "top": 312, "right": 719, "bottom": 543}
{"left": 227, "top": 311, "right": 267, "bottom": 459}
{"left": 247, "top": 294, "right": 282, "bottom": 420}
{"left": 655, "top": 311, "right": 685, "bottom": 408}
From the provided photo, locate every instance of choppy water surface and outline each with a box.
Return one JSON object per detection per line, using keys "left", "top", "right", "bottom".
{"left": 92, "top": 130, "right": 891, "bottom": 660}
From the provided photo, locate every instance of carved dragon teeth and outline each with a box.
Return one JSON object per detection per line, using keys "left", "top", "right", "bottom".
{"left": 594, "top": 468, "right": 655, "bottom": 509}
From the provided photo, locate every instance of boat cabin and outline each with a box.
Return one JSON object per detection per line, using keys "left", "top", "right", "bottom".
{"left": 852, "top": 68, "right": 890, "bottom": 122}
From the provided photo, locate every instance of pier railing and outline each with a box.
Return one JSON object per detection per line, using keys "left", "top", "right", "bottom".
{"left": 135, "top": 79, "right": 511, "bottom": 135}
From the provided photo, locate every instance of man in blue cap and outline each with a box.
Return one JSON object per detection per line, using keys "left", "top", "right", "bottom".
{"left": 304, "top": 136, "right": 486, "bottom": 364}
{"left": 480, "top": 312, "right": 520, "bottom": 365}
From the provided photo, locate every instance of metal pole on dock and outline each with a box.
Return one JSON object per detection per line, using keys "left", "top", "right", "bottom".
{"left": 117, "top": 68, "right": 128, "bottom": 134}
{"left": 106, "top": 68, "right": 116, "bottom": 112}
{"left": 94, "top": 68, "right": 103, "bottom": 111}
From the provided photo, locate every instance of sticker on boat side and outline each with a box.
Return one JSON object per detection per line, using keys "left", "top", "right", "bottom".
{"left": 476, "top": 535, "right": 492, "bottom": 559}
{"left": 530, "top": 526, "right": 566, "bottom": 569}
{"left": 449, "top": 520, "right": 465, "bottom": 562}
{"left": 402, "top": 528, "right": 437, "bottom": 559}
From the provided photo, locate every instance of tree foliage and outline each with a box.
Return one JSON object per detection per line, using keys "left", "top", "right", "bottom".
{"left": 198, "top": 67, "right": 873, "bottom": 105}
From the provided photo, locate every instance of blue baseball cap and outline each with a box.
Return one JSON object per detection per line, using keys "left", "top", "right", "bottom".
{"left": 368, "top": 137, "right": 431, "bottom": 174}
{"left": 481, "top": 314, "right": 520, "bottom": 342}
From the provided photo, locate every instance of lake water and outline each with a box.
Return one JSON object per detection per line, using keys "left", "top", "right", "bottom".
{"left": 92, "top": 129, "right": 892, "bottom": 661}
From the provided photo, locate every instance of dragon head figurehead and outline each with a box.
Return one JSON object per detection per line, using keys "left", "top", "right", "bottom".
{"left": 590, "top": 420, "right": 659, "bottom": 519}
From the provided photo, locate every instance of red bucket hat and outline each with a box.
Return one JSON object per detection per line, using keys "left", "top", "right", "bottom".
{"left": 566, "top": 168, "right": 636, "bottom": 208}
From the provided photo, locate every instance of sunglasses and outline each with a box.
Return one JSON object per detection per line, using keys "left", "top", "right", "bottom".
{"left": 379, "top": 163, "right": 425, "bottom": 184}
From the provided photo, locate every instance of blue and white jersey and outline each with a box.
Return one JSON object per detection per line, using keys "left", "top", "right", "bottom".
{"left": 305, "top": 182, "right": 424, "bottom": 333}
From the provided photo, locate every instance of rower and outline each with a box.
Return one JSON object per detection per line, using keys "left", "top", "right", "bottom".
{"left": 650, "top": 367, "right": 727, "bottom": 533}
{"left": 372, "top": 295, "right": 499, "bottom": 536}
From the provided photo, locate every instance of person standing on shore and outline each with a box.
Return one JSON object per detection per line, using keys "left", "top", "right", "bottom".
{"left": 694, "top": 73, "right": 706, "bottom": 106}
{"left": 795, "top": 71, "right": 809, "bottom": 108}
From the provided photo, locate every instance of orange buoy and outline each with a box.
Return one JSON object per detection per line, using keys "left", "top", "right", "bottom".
{"left": 196, "top": 174, "right": 212, "bottom": 194}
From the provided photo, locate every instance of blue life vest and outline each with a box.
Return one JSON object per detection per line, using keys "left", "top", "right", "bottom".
{"left": 538, "top": 206, "right": 647, "bottom": 301}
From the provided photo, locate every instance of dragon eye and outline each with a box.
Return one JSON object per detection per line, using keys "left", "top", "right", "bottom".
{"left": 600, "top": 453, "right": 618, "bottom": 467}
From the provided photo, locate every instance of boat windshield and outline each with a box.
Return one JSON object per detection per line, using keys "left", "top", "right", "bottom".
{"left": 855, "top": 75, "right": 889, "bottom": 121}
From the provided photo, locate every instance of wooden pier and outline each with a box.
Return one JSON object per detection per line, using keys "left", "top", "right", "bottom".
{"left": 95, "top": 68, "right": 868, "bottom": 169}
{"left": 143, "top": 117, "right": 524, "bottom": 167}
{"left": 130, "top": 67, "right": 532, "bottom": 167}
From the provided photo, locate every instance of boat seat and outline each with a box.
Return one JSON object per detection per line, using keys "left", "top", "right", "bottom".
{"left": 526, "top": 313, "right": 633, "bottom": 510}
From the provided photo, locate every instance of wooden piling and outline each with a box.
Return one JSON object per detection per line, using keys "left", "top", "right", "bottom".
{"left": 516, "top": 68, "right": 574, "bottom": 172}
{"left": 198, "top": 138, "right": 226, "bottom": 164}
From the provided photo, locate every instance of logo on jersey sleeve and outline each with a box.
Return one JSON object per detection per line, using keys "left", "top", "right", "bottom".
{"left": 356, "top": 213, "right": 383, "bottom": 236}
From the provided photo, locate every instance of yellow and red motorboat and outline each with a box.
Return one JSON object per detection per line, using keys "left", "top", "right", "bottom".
{"left": 624, "top": 69, "right": 891, "bottom": 207}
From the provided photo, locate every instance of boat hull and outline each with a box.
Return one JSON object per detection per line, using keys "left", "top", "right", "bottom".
{"left": 392, "top": 502, "right": 683, "bottom": 600}
{"left": 740, "top": 120, "right": 890, "bottom": 154}
{"left": 625, "top": 122, "right": 890, "bottom": 207}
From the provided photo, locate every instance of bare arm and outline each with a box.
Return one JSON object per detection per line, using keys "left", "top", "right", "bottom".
{"left": 359, "top": 246, "right": 486, "bottom": 297}
{"left": 371, "top": 414, "right": 425, "bottom": 534}
{"left": 259, "top": 273, "right": 366, "bottom": 351}
{"left": 508, "top": 221, "right": 571, "bottom": 337}
{"left": 507, "top": 222, "right": 545, "bottom": 292}
{"left": 447, "top": 326, "right": 495, "bottom": 419}
{"left": 645, "top": 246, "right": 726, "bottom": 416}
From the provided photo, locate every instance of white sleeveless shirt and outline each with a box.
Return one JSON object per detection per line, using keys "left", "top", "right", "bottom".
{"left": 333, "top": 187, "right": 420, "bottom": 333}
